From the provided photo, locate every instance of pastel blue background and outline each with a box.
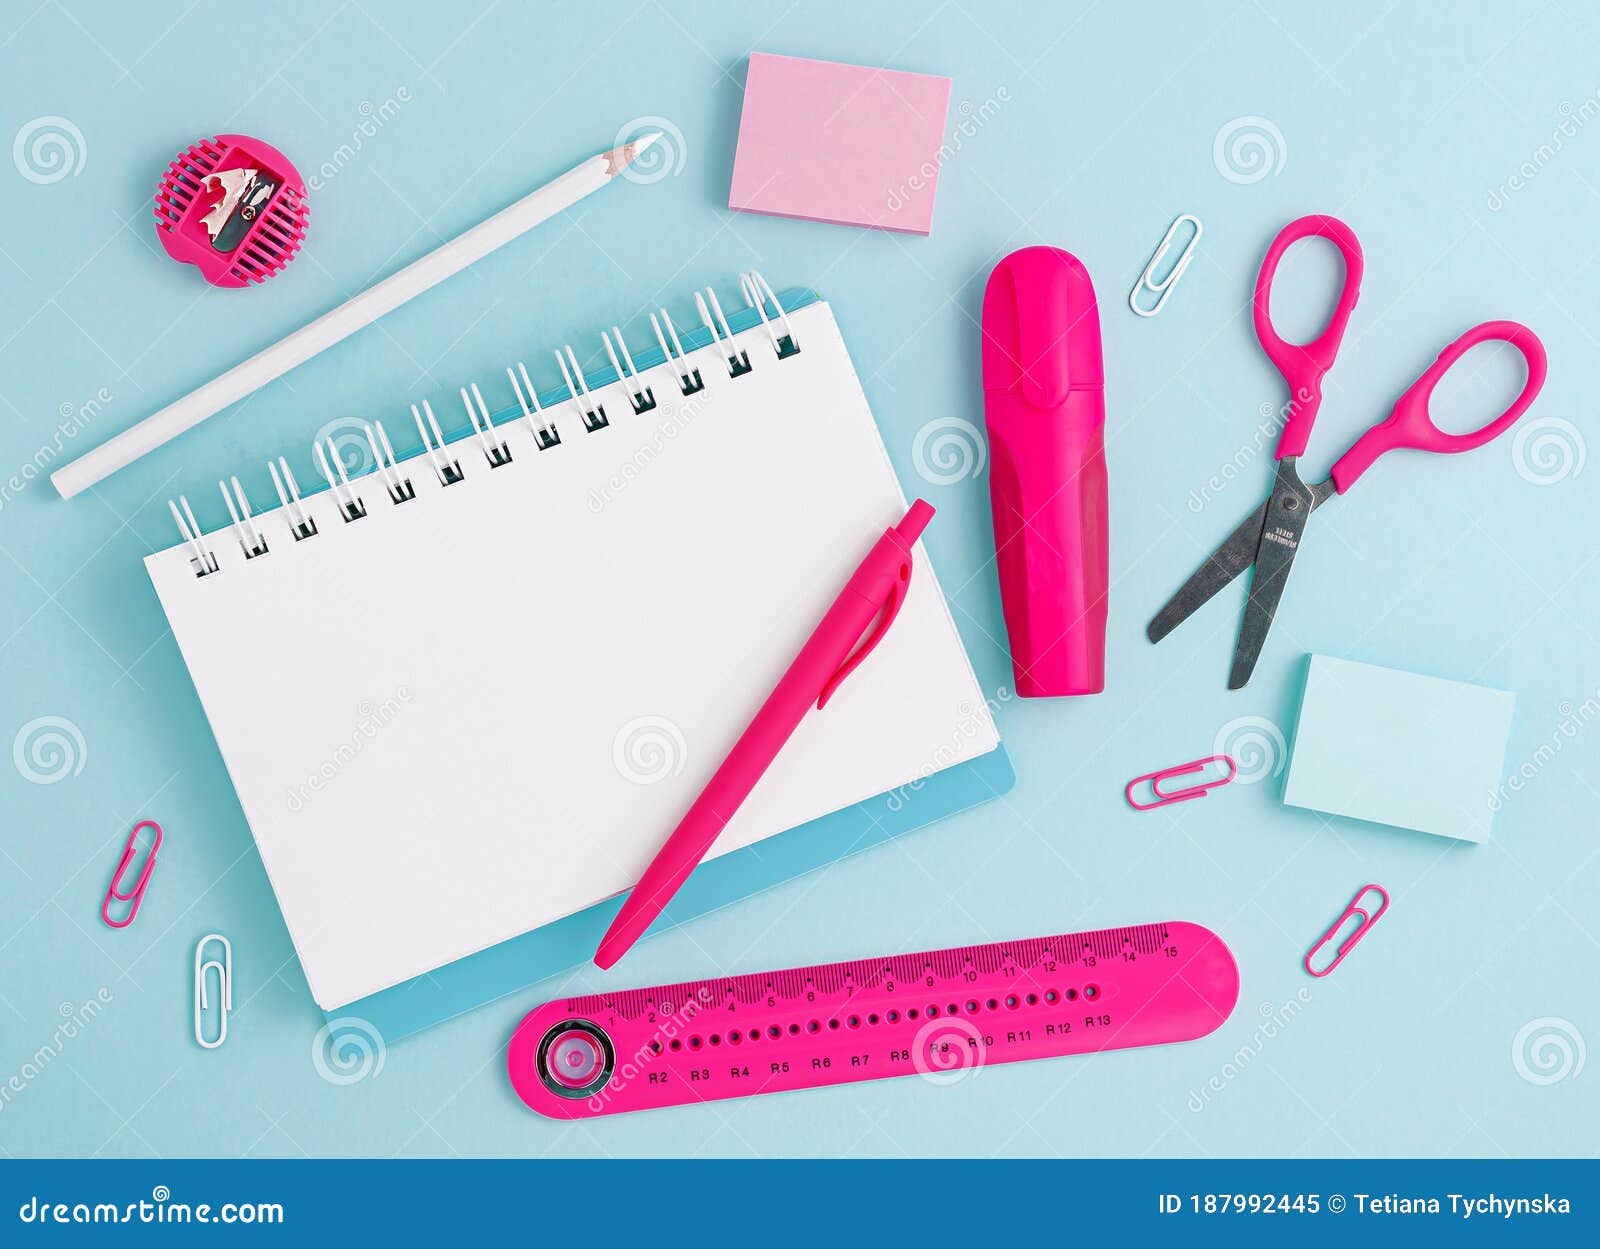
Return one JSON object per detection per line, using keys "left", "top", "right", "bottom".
{"left": 1, "top": 0, "right": 1595, "bottom": 1158}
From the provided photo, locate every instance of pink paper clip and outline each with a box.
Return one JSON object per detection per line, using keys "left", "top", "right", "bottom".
{"left": 1303, "top": 884, "right": 1389, "bottom": 977}
{"left": 100, "top": 820, "right": 162, "bottom": 929}
{"left": 1125, "top": 755, "right": 1237, "bottom": 811}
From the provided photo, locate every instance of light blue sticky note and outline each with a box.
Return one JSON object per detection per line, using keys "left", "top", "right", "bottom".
{"left": 1283, "top": 656, "right": 1515, "bottom": 843}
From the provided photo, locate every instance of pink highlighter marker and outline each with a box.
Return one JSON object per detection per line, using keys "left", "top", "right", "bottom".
{"left": 595, "top": 500, "right": 936, "bottom": 969}
{"left": 982, "top": 247, "right": 1109, "bottom": 696}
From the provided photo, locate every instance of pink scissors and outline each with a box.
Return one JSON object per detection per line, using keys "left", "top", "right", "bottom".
{"left": 1148, "top": 214, "right": 1548, "bottom": 688}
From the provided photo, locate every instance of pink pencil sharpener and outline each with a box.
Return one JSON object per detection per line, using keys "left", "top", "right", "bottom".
{"left": 154, "top": 134, "right": 309, "bottom": 288}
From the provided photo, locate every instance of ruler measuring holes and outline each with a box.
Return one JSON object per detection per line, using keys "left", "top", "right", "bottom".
{"left": 508, "top": 922, "right": 1239, "bottom": 1117}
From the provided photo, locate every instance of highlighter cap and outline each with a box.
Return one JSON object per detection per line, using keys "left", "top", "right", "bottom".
{"left": 982, "top": 246, "right": 1104, "bottom": 405}
{"left": 981, "top": 245, "right": 1109, "bottom": 697}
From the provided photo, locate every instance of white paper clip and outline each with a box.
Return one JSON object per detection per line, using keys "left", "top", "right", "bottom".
{"left": 650, "top": 308, "right": 703, "bottom": 396}
{"left": 193, "top": 933, "right": 232, "bottom": 1050}
{"left": 460, "top": 383, "right": 512, "bottom": 466}
{"left": 507, "top": 361, "right": 560, "bottom": 450}
{"left": 1129, "top": 213, "right": 1203, "bottom": 318}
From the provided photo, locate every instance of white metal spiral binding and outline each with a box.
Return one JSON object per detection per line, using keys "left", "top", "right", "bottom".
{"left": 741, "top": 271, "right": 800, "bottom": 357}
{"left": 268, "top": 456, "right": 317, "bottom": 539}
{"left": 220, "top": 476, "right": 268, "bottom": 558}
{"left": 168, "top": 495, "right": 217, "bottom": 575}
{"left": 649, "top": 308, "right": 702, "bottom": 395}
{"left": 555, "top": 345, "right": 608, "bottom": 432}
{"left": 508, "top": 360, "right": 561, "bottom": 449}
{"left": 365, "top": 420, "right": 414, "bottom": 502}
{"left": 411, "top": 400, "right": 463, "bottom": 485}
{"left": 696, "top": 287, "right": 751, "bottom": 377}
{"left": 461, "top": 383, "right": 512, "bottom": 467}
{"left": 164, "top": 272, "right": 802, "bottom": 577}
{"left": 602, "top": 326, "right": 654, "bottom": 413}
{"left": 314, "top": 436, "right": 367, "bottom": 520}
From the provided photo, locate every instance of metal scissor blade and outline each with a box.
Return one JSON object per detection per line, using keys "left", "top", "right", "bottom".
{"left": 1146, "top": 501, "right": 1270, "bottom": 643}
{"left": 1227, "top": 459, "right": 1316, "bottom": 689}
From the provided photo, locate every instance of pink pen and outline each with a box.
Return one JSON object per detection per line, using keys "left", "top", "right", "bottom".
{"left": 595, "top": 499, "right": 935, "bottom": 970}
{"left": 982, "top": 246, "right": 1108, "bottom": 696}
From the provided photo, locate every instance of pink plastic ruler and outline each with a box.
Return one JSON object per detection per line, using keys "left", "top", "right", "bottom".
{"left": 508, "top": 921, "right": 1239, "bottom": 1118}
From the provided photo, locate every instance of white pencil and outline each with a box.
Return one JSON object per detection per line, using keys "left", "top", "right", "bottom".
{"left": 52, "top": 133, "right": 662, "bottom": 499}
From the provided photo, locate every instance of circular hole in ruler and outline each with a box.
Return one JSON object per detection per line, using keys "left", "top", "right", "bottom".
{"left": 688, "top": 1036, "right": 703, "bottom": 1050}
{"left": 867, "top": 1013, "right": 879, "bottom": 1025}
{"left": 807, "top": 1020, "right": 820, "bottom": 1033}
{"left": 1025, "top": 993, "right": 1039, "bottom": 1006}
{"left": 768, "top": 1026, "right": 782, "bottom": 1039}
{"left": 986, "top": 999, "right": 998, "bottom": 1011}
{"left": 1045, "top": 990, "right": 1059, "bottom": 1005}
{"left": 887, "top": 1010, "right": 899, "bottom": 1023}
{"left": 926, "top": 1005, "right": 939, "bottom": 1018}
{"left": 1066, "top": 989, "right": 1078, "bottom": 1002}
{"left": 669, "top": 1039, "right": 682, "bottom": 1052}
{"left": 846, "top": 1015, "right": 860, "bottom": 1028}
{"left": 827, "top": 1019, "right": 841, "bottom": 1031}
{"left": 1005, "top": 995, "right": 1019, "bottom": 1009}
{"left": 907, "top": 1009, "right": 919, "bottom": 1021}
{"left": 1085, "top": 984, "right": 1100, "bottom": 1000}
{"left": 789, "top": 1024, "right": 801, "bottom": 1036}
{"left": 965, "top": 1000, "right": 979, "bottom": 1014}
{"left": 947, "top": 1003, "right": 959, "bottom": 1016}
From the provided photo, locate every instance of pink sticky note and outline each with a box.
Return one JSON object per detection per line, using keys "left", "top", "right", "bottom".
{"left": 730, "top": 52, "right": 953, "bottom": 235}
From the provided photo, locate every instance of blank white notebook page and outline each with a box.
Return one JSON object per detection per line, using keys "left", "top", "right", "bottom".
{"left": 147, "top": 299, "right": 1000, "bottom": 1009}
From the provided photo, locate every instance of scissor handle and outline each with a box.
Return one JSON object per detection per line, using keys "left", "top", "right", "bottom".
{"left": 1253, "top": 215, "right": 1365, "bottom": 460}
{"left": 1330, "top": 321, "right": 1549, "bottom": 492}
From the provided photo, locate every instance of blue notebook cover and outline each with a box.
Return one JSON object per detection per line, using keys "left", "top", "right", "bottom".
{"left": 338, "top": 746, "right": 1013, "bottom": 1039}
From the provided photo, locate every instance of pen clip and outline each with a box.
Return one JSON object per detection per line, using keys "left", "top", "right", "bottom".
{"left": 817, "top": 567, "right": 910, "bottom": 710}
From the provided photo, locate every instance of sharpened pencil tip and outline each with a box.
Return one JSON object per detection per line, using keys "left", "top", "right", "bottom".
{"left": 603, "top": 131, "right": 663, "bottom": 176}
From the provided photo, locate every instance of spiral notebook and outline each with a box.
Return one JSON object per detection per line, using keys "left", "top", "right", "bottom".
{"left": 145, "top": 276, "right": 1010, "bottom": 1033}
